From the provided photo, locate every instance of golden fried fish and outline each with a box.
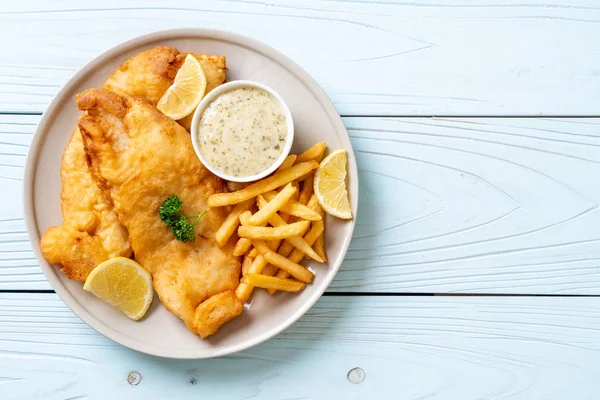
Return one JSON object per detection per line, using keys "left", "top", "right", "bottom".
{"left": 40, "top": 128, "right": 131, "bottom": 281}
{"left": 77, "top": 88, "right": 242, "bottom": 337}
{"left": 41, "top": 46, "right": 227, "bottom": 281}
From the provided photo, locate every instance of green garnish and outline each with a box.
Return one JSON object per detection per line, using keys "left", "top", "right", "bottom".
{"left": 159, "top": 195, "right": 207, "bottom": 242}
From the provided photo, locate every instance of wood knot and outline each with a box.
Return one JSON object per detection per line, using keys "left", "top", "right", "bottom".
{"left": 127, "top": 371, "right": 142, "bottom": 386}
{"left": 347, "top": 367, "right": 365, "bottom": 384}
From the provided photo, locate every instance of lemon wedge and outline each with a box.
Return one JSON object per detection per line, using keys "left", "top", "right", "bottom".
{"left": 83, "top": 257, "right": 153, "bottom": 321}
{"left": 157, "top": 54, "right": 207, "bottom": 120}
{"left": 314, "top": 148, "right": 352, "bottom": 220}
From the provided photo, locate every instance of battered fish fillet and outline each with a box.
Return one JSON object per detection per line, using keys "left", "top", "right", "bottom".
{"left": 104, "top": 47, "right": 227, "bottom": 130}
{"left": 40, "top": 129, "right": 131, "bottom": 281}
{"left": 77, "top": 88, "right": 242, "bottom": 338}
{"left": 41, "top": 46, "right": 227, "bottom": 281}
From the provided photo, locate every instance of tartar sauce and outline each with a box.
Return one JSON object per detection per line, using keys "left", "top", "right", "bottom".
{"left": 197, "top": 87, "right": 288, "bottom": 177}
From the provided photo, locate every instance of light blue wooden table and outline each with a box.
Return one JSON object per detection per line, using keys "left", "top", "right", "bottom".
{"left": 2, "top": 1, "right": 600, "bottom": 399}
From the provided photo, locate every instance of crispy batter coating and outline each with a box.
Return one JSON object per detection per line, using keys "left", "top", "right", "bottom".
{"left": 41, "top": 46, "right": 227, "bottom": 282}
{"left": 40, "top": 128, "right": 132, "bottom": 281}
{"left": 77, "top": 88, "right": 241, "bottom": 337}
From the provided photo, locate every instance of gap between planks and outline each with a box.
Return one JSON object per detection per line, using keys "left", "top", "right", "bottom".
{"left": 2, "top": 289, "right": 600, "bottom": 297}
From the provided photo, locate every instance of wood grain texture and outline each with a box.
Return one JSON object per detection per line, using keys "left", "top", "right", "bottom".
{"left": 5, "top": 116, "right": 600, "bottom": 293}
{"left": 342, "top": 117, "right": 600, "bottom": 294}
{"left": 0, "top": 115, "right": 39, "bottom": 288}
{"left": 1, "top": 0, "right": 599, "bottom": 115}
{"left": 1, "top": 293, "right": 600, "bottom": 399}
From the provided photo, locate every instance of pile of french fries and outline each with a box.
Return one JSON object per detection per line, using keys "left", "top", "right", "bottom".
{"left": 208, "top": 142, "right": 328, "bottom": 302}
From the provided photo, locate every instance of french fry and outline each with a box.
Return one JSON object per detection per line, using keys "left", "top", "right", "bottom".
{"left": 235, "top": 283, "right": 251, "bottom": 302}
{"left": 242, "top": 254, "right": 253, "bottom": 276}
{"left": 311, "top": 196, "right": 327, "bottom": 262}
{"left": 234, "top": 145, "right": 332, "bottom": 297}
{"left": 250, "top": 239, "right": 271, "bottom": 255}
{"left": 256, "top": 196, "right": 323, "bottom": 262}
{"left": 240, "top": 198, "right": 281, "bottom": 251}
{"left": 297, "top": 146, "right": 326, "bottom": 181}
{"left": 240, "top": 205, "right": 281, "bottom": 251}
{"left": 313, "top": 230, "right": 326, "bottom": 262}
{"left": 267, "top": 177, "right": 326, "bottom": 294}
{"left": 215, "top": 198, "right": 255, "bottom": 248}
{"left": 296, "top": 142, "right": 327, "bottom": 164}
{"left": 263, "top": 191, "right": 321, "bottom": 221}
{"left": 238, "top": 221, "right": 310, "bottom": 240}
{"left": 270, "top": 221, "right": 324, "bottom": 294}
{"left": 240, "top": 210, "right": 271, "bottom": 251}
{"left": 279, "top": 211, "right": 291, "bottom": 223}
{"left": 289, "top": 222, "right": 324, "bottom": 263}
{"left": 247, "top": 237, "right": 279, "bottom": 276}
{"left": 254, "top": 196, "right": 275, "bottom": 213}
{"left": 276, "top": 154, "right": 297, "bottom": 173}
{"left": 297, "top": 196, "right": 325, "bottom": 261}
{"left": 291, "top": 181, "right": 300, "bottom": 199}
{"left": 238, "top": 210, "right": 255, "bottom": 227}
{"left": 242, "top": 274, "right": 305, "bottom": 293}
{"left": 265, "top": 229, "right": 296, "bottom": 296}
{"left": 272, "top": 202, "right": 302, "bottom": 260}
{"left": 240, "top": 210, "right": 278, "bottom": 252}
{"left": 268, "top": 197, "right": 287, "bottom": 251}
{"left": 267, "top": 239, "right": 280, "bottom": 251}
{"left": 235, "top": 255, "right": 269, "bottom": 301}
{"left": 296, "top": 171, "right": 315, "bottom": 183}
{"left": 241, "top": 211, "right": 277, "bottom": 252}
{"left": 313, "top": 198, "right": 325, "bottom": 218}
{"left": 233, "top": 238, "right": 252, "bottom": 257}
{"left": 208, "top": 161, "right": 318, "bottom": 207}
{"left": 249, "top": 183, "right": 297, "bottom": 226}
{"left": 277, "top": 241, "right": 294, "bottom": 257}
{"left": 298, "top": 175, "right": 314, "bottom": 205}
{"left": 262, "top": 264, "right": 279, "bottom": 276}
{"left": 278, "top": 212, "right": 292, "bottom": 223}
{"left": 286, "top": 235, "right": 323, "bottom": 262}
{"left": 263, "top": 251, "right": 313, "bottom": 283}
{"left": 307, "top": 194, "right": 319, "bottom": 211}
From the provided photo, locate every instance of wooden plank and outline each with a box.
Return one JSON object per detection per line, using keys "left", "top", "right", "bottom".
{"left": 0, "top": 0, "right": 599, "bottom": 115}
{"left": 5, "top": 116, "right": 600, "bottom": 293}
{"left": 1, "top": 293, "right": 600, "bottom": 399}
{"left": 0, "top": 115, "right": 41, "bottom": 289}
{"left": 341, "top": 117, "right": 600, "bottom": 294}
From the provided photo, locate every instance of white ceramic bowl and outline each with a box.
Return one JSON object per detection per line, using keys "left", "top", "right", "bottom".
{"left": 191, "top": 80, "right": 294, "bottom": 182}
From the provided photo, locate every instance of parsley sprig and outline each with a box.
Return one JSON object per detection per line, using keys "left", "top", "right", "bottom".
{"left": 159, "top": 195, "right": 207, "bottom": 242}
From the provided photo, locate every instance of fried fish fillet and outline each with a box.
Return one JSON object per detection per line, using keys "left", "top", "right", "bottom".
{"left": 41, "top": 46, "right": 227, "bottom": 281}
{"left": 104, "top": 47, "right": 227, "bottom": 130}
{"left": 77, "top": 88, "right": 242, "bottom": 337}
{"left": 40, "top": 129, "right": 132, "bottom": 281}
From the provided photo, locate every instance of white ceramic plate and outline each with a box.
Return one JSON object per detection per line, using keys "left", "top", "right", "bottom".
{"left": 24, "top": 29, "right": 358, "bottom": 359}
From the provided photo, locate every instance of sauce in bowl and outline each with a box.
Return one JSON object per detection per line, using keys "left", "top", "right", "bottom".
{"left": 197, "top": 87, "right": 288, "bottom": 178}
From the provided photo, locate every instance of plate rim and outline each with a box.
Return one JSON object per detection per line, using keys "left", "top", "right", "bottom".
{"left": 23, "top": 28, "right": 358, "bottom": 359}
